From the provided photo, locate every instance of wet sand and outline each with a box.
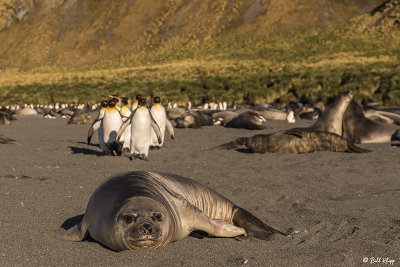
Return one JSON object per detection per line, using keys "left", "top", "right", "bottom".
{"left": 0, "top": 115, "right": 399, "bottom": 266}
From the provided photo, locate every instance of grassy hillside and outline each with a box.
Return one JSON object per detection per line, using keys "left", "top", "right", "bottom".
{"left": 0, "top": 0, "right": 399, "bottom": 105}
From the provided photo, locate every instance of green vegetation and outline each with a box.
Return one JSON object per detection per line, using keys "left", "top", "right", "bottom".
{"left": 0, "top": 0, "right": 399, "bottom": 105}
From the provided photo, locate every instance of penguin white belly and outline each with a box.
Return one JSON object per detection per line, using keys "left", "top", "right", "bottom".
{"left": 98, "top": 122, "right": 106, "bottom": 152}
{"left": 102, "top": 111, "right": 123, "bottom": 144}
{"left": 150, "top": 106, "right": 166, "bottom": 147}
{"left": 120, "top": 107, "right": 132, "bottom": 149}
{"left": 131, "top": 108, "right": 152, "bottom": 156}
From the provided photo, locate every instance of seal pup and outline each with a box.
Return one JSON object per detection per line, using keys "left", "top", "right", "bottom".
{"left": 365, "top": 109, "right": 400, "bottom": 126}
{"left": 166, "top": 107, "right": 186, "bottom": 120}
{"left": 225, "top": 111, "right": 266, "bottom": 130}
{"left": 57, "top": 171, "right": 287, "bottom": 251}
{"left": 309, "top": 90, "right": 353, "bottom": 135}
{"left": 343, "top": 101, "right": 400, "bottom": 143}
{"left": 150, "top": 97, "right": 174, "bottom": 148}
{"left": 68, "top": 111, "right": 92, "bottom": 125}
{"left": 98, "top": 98, "right": 123, "bottom": 155}
{"left": 364, "top": 109, "right": 394, "bottom": 124}
{"left": 175, "top": 110, "right": 214, "bottom": 128}
{"left": 213, "top": 129, "right": 370, "bottom": 154}
{"left": 212, "top": 111, "right": 239, "bottom": 126}
{"left": 87, "top": 100, "right": 108, "bottom": 145}
{"left": 0, "top": 134, "right": 18, "bottom": 144}
{"left": 117, "top": 98, "right": 162, "bottom": 160}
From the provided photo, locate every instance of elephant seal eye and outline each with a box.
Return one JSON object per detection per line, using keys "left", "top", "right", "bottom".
{"left": 151, "top": 213, "right": 162, "bottom": 222}
{"left": 121, "top": 214, "right": 137, "bottom": 224}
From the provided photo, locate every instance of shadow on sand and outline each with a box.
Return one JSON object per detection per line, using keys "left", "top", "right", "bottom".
{"left": 69, "top": 146, "right": 104, "bottom": 156}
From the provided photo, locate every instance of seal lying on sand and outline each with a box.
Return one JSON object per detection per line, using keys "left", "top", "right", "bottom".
{"left": 214, "top": 129, "right": 370, "bottom": 154}
{"left": 0, "top": 135, "right": 18, "bottom": 144}
{"left": 57, "top": 171, "right": 286, "bottom": 251}
{"left": 225, "top": 111, "right": 266, "bottom": 130}
{"left": 343, "top": 101, "right": 400, "bottom": 143}
{"left": 175, "top": 111, "right": 214, "bottom": 128}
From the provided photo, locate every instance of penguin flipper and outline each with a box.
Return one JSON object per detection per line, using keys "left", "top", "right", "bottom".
{"left": 166, "top": 119, "right": 175, "bottom": 139}
{"left": 150, "top": 112, "right": 163, "bottom": 144}
{"left": 87, "top": 119, "right": 101, "bottom": 145}
{"left": 117, "top": 111, "right": 135, "bottom": 142}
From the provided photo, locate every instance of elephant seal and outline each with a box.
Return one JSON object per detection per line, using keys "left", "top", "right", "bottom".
{"left": 309, "top": 90, "right": 353, "bottom": 135}
{"left": 343, "top": 101, "right": 400, "bottom": 143}
{"left": 225, "top": 111, "right": 266, "bottom": 130}
{"left": 68, "top": 111, "right": 93, "bottom": 125}
{"left": 212, "top": 111, "right": 239, "bottom": 126}
{"left": 0, "top": 134, "right": 18, "bottom": 144}
{"left": 175, "top": 111, "right": 214, "bottom": 128}
{"left": 57, "top": 171, "right": 286, "bottom": 251}
{"left": 214, "top": 129, "right": 370, "bottom": 154}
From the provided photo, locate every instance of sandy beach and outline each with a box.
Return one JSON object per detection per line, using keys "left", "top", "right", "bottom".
{"left": 0, "top": 114, "right": 399, "bottom": 266}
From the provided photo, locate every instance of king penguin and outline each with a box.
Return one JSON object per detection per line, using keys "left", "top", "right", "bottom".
{"left": 150, "top": 96, "right": 174, "bottom": 148}
{"left": 98, "top": 98, "right": 123, "bottom": 155}
{"left": 117, "top": 98, "right": 162, "bottom": 160}
{"left": 87, "top": 99, "right": 108, "bottom": 145}
{"left": 131, "top": 94, "right": 142, "bottom": 111}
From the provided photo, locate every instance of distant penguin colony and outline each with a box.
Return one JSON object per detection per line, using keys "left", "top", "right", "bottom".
{"left": 3, "top": 90, "right": 400, "bottom": 153}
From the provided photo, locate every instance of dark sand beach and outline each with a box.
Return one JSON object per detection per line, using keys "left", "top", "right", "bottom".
{"left": 0, "top": 115, "right": 399, "bottom": 266}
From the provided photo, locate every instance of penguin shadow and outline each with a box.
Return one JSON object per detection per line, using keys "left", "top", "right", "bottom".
{"left": 69, "top": 145, "right": 104, "bottom": 156}
{"left": 76, "top": 141, "right": 99, "bottom": 148}
{"left": 59, "top": 214, "right": 112, "bottom": 250}
{"left": 391, "top": 143, "right": 400, "bottom": 147}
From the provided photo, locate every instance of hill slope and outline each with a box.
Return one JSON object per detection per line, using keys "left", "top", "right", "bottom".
{"left": 0, "top": 0, "right": 390, "bottom": 68}
{"left": 0, "top": 0, "right": 399, "bottom": 105}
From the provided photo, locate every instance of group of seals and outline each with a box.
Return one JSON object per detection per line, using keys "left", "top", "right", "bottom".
{"left": 57, "top": 171, "right": 286, "bottom": 251}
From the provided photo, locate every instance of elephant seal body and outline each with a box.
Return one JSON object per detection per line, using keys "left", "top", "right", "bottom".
{"left": 215, "top": 129, "right": 370, "bottom": 154}
{"left": 343, "top": 101, "right": 400, "bottom": 143}
{"left": 57, "top": 171, "right": 285, "bottom": 251}
{"left": 225, "top": 111, "right": 266, "bottom": 130}
{"left": 175, "top": 111, "right": 214, "bottom": 128}
{"left": 309, "top": 90, "right": 353, "bottom": 135}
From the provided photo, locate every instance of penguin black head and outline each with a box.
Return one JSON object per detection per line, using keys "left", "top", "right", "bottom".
{"left": 136, "top": 94, "right": 142, "bottom": 100}
{"left": 101, "top": 100, "right": 108, "bottom": 107}
{"left": 138, "top": 98, "right": 147, "bottom": 107}
{"left": 108, "top": 99, "right": 117, "bottom": 108}
{"left": 121, "top": 97, "right": 129, "bottom": 105}
{"left": 154, "top": 97, "right": 161, "bottom": 104}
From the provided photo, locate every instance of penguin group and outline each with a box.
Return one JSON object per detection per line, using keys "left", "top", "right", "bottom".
{"left": 88, "top": 95, "right": 174, "bottom": 160}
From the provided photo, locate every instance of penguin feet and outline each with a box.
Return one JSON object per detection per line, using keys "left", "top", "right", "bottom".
{"left": 103, "top": 149, "right": 112, "bottom": 156}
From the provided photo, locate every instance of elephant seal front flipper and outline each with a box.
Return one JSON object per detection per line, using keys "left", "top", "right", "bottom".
{"left": 57, "top": 221, "right": 88, "bottom": 241}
